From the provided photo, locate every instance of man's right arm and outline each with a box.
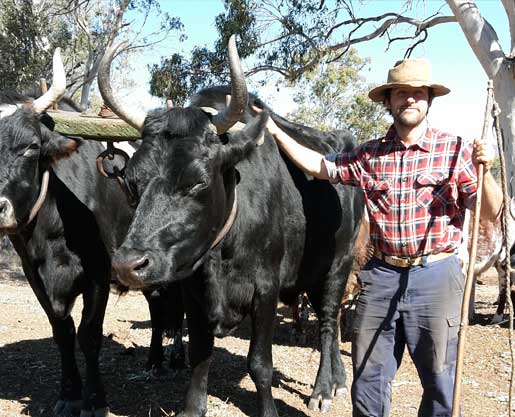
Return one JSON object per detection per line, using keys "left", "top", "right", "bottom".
{"left": 266, "top": 116, "right": 332, "bottom": 181}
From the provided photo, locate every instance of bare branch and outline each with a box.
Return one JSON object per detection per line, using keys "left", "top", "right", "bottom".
{"left": 403, "top": 29, "right": 428, "bottom": 58}
{"left": 245, "top": 65, "right": 291, "bottom": 78}
{"left": 245, "top": 8, "right": 455, "bottom": 81}
{"left": 49, "top": 0, "right": 91, "bottom": 17}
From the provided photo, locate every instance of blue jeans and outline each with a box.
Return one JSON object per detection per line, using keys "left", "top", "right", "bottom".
{"left": 351, "top": 255, "right": 464, "bottom": 417}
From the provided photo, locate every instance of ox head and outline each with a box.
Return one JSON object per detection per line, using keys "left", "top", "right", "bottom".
{"left": 0, "top": 49, "right": 81, "bottom": 233}
{"left": 111, "top": 107, "right": 267, "bottom": 288}
{"left": 101, "top": 36, "right": 268, "bottom": 288}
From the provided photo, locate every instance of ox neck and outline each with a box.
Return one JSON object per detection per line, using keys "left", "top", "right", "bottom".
{"left": 210, "top": 189, "right": 237, "bottom": 249}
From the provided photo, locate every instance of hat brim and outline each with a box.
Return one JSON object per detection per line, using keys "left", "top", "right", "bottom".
{"left": 368, "top": 82, "right": 450, "bottom": 103}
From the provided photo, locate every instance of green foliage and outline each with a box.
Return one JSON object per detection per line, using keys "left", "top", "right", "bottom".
{"left": 287, "top": 49, "right": 389, "bottom": 143}
{"left": 210, "top": 0, "right": 442, "bottom": 81}
{"left": 0, "top": 0, "right": 183, "bottom": 109}
{"left": 214, "top": 0, "right": 258, "bottom": 60}
{"left": 490, "top": 158, "right": 501, "bottom": 182}
{"left": 149, "top": 1, "right": 389, "bottom": 142}
{"left": 0, "top": 0, "right": 70, "bottom": 91}
{"left": 212, "top": 0, "right": 349, "bottom": 80}
{"left": 149, "top": 0, "right": 259, "bottom": 103}
{"left": 149, "top": 47, "right": 224, "bottom": 105}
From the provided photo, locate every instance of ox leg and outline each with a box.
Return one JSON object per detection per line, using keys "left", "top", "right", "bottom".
{"left": 306, "top": 277, "right": 347, "bottom": 413}
{"left": 143, "top": 288, "right": 166, "bottom": 373}
{"left": 143, "top": 284, "right": 186, "bottom": 373}
{"left": 10, "top": 237, "right": 83, "bottom": 417}
{"left": 290, "top": 293, "right": 309, "bottom": 344}
{"left": 177, "top": 286, "right": 212, "bottom": 417}
{"left": 49, "top": 316, "right": 83, "bottom": 417}
{"left": 77, "top": 281, "right": 109, "bottom": 417}
{"left": 492, "top": 262, "right": 509, "bottom": 324}
{"left": 492, "top": 286, "right": 507, "bottom": 324}
{"left": 168, "top": 284, "right": 186, "bottom": 370}
{"left": 248, "top": 293, "right": 279, "bottom": 417}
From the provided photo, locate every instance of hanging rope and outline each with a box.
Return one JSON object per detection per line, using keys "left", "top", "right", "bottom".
{"left": 493, "top": 100, "right": 515, "bottom": 416}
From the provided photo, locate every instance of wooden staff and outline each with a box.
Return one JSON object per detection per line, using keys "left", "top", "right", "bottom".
{"left": 451, "top": 80, "right": 494, "bottom": 417}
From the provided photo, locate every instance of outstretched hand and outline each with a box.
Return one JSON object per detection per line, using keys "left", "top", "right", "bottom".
{"left": 251, "top": 105, "right": 281, "bottom": 137}
{"left": 472, "top": 139, "right": 495, "bottom": 173}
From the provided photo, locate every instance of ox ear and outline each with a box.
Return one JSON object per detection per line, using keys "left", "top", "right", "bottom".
{"left": 41, "top": 126, "right": 83, "bottom": 163}
{"left": 220, "top": 110, "right": 269, "bottom": 168}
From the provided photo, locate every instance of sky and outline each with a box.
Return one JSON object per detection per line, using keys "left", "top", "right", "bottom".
{"left": 123, "top": 0, "right": 508, "bottom": 143}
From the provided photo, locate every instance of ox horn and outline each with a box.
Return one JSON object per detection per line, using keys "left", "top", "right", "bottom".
{"left": 211, "top": 35, "right": 248, "bottom": 134}
{"left": 98, "top": 42, "right": 147, "bottom": 131}
{"left": 32, "top": 48, "right": 66, "bottom": 114}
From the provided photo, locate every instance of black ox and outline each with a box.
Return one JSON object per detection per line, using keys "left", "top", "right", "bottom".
{"left": 102, "top": 36, "right": 364, "bottom": 417}
{"left": 0, "top": 50, "right": 184, "bottom": 417}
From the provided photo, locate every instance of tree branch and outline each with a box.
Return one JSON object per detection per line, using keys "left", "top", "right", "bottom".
{"left": 246, "top": 10, "right": 456, "bottom": 80}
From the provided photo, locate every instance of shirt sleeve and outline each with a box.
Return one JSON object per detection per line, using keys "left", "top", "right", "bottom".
{"left": 457, "top": 139, "right": 478, "bottom": 210}
{"left": 324, "top": 146, "right": 363, "bottom": 186}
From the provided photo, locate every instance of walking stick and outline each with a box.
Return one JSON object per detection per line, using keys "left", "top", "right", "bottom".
{"left": 451, "top": 80, "right": 494, "bottom": 417}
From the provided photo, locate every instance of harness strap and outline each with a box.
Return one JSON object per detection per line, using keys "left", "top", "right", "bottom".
{"left": 210, "top": 190, "right": 237, "bottom": 249}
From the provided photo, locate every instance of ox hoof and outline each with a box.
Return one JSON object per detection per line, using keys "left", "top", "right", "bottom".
{"left": 320, "top": 398, "right": 333, "bottom": 413}
{"left": 335, "top": 386, "right": 348, "bottom": 398}
{"left": 54, "top": 399, "right": 82, "bottom": 417}
{"left": 79, "top": 406, "right": 110, "bottom": 417}
{"left": 175, "top": 411, "right": 206, "bottom": 417}
{"left": 308, "top": 395, "right": 333, "bottom": 413}
{"left": 491, "top": 313, "right": 504, "bottom": 324}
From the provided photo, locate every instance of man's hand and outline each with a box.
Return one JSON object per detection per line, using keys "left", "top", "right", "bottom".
{"left": 473, "top": 139, "right": 495, "bottom": 173}
{"left": 251, "top": 105, "right": 281, "bottom": 137}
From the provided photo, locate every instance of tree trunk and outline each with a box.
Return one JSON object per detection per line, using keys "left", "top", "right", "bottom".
{"left": 447, "top": 0, "right": 514, "bottom": 197}
{"left": 80, "top": 78, "right": 92, "bottom": 111}
{"left": 493, "top": 67, "right": 515, "bottom": 197}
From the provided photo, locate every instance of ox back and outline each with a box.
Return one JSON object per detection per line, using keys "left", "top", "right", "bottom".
{"left": 0, "top": 99, "right": 184, "bottom": 417}
{"left": 112, "top": 86, "right": 364, "bottom": 417}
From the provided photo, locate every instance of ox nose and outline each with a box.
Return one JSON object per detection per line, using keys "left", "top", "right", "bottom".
{"left": 0, "top": 197, "right": 17, "bottom": 231}
{"left": 112, "top": 249, "right": 153, "bottom": 289}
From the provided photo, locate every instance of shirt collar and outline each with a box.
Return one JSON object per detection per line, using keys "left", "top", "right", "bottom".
{"left": 382, "top": 124, "right": 433, "bottom": 152}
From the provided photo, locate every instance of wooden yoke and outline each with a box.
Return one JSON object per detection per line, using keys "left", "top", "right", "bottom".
{"left": 48, "top": 110, "right": 140, "bottom": 141}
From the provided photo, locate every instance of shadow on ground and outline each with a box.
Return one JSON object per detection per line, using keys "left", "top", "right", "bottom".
{"left": 0, "top": 330, "right": 315, "bottom": 417}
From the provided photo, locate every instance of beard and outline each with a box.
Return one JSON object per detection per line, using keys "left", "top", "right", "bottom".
{"left": 393, "top": 106, "right": 426, "bottom": 128}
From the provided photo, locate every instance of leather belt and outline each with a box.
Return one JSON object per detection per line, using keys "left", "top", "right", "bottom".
{"left": 374, "top": 249, "right": 454, "bottom": 268}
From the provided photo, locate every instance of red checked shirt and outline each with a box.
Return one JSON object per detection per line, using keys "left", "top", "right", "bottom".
{"left": 325, "top": 125, "right": 478, "bottom": 257}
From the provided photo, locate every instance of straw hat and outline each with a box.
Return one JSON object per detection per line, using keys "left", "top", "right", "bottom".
{"left": 368, "top": 58, "right": 450, "bottom": 103}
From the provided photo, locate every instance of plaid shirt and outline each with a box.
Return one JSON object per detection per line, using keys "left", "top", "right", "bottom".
{"left": 325, "top": 125, "right": 477, "bottom": 257}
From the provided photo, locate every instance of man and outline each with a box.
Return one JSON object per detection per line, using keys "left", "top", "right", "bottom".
{"left": 261, "top": 58, "right": 503, "bottom": 417}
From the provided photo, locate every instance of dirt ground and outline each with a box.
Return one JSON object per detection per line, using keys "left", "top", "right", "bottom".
{"left": 0, "top": 249, "right": 514, "bottom": 417}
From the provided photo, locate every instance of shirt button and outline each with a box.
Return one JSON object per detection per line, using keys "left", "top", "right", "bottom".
{"left": 401, "top": 242, "right": 408, "bottom": 247}
{"left": 402, "top": 177, "right": 408, "bottom": 182}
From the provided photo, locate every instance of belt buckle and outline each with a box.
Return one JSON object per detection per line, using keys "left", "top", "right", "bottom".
{"left": 398, "top": 257, "right": 412, "bottom": 267}
{"left": 387, "top": 256, "right": 411, "bottom": 267}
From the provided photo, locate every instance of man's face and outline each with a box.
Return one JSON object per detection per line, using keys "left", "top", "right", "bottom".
{"left": 385, "top": 86, "right": 430, "bottom": 128}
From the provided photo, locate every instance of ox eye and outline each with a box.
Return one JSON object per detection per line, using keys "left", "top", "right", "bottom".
{"left": 22, "top": 143, "right": 40, "bottom": 157}
{"left": 188, "top": 180, "right": 208, "bottom": 195}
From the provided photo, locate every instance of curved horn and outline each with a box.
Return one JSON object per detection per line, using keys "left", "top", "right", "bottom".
{"left": 98, "top": 42, "right": 147, "bottom": 131}
{"left": 32, "top": 49, "right": 66, "bottom": 113}
{"left": 212, "top": 35, "right": 248, "bottom": 134}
